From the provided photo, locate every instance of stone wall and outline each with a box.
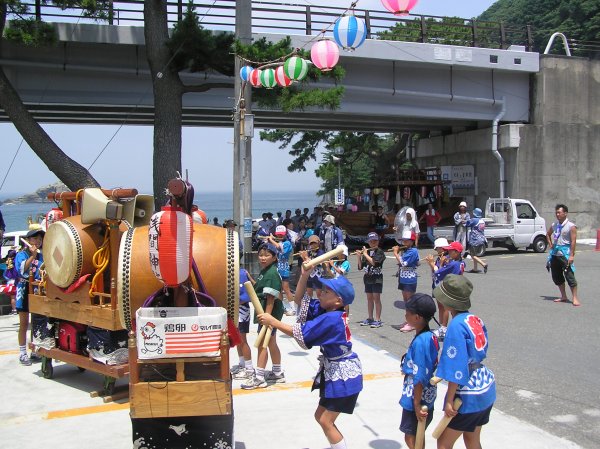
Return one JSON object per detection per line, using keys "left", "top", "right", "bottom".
{"left": 416, "top": 55, "right": 600, "bottom": 237}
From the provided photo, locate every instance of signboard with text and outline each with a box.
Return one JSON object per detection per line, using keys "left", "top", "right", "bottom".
{"left": 334, "top": 188, "right": 345, "bottom": 206}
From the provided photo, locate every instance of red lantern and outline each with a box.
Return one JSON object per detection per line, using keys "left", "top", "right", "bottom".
{"left": 249, "top": 69, "right": 262, "bottom": 87}
{"left": 275, "top": 66, "right": 293, "bottom": 87}
{"left": 384, "top": 189, "right": 390, "bottom": 202}
{"left": 419, "top": 186, "right": 428, "bottom": 198}
{"left": 192, "top": 207, "right": 208, "bottom": 224}
{"left": 434, "top": 185, "right": 443, "bottom": 197}
{"left": 148, "top": 206, "right": 193, "bottom": 287}
{"left": 402, "top": 187, "right": 411, "bottom": 200}
{"left": 45, "top": 207, "right": 63, "bottom": 230}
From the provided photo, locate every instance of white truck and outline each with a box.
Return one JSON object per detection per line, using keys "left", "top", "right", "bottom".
{"left": 435, "top": 198, "right": 548, "bottom": 256}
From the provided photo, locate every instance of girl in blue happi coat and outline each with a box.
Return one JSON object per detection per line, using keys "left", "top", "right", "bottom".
{"left": 433, "top": 274, "right": 496, "bottom": 449}
{"left": 394, "top": 229, "right": 420, "bottom": 332}
{"left": 258, "top": 262, "right": 362, "bottom": 449}
{"left": 399, "top": 293, "right": 440, "bottom": 449}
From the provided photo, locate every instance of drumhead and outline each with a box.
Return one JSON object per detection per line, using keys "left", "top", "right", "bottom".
{"left": 44, "top": 216, "right": 104, "bottom": 288}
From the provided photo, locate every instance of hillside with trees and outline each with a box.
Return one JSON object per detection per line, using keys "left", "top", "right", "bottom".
{"left": 479, "top": 0, "right": 600, "bottom": 57}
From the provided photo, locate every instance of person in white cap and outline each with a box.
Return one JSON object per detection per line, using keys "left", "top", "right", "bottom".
{"left": 319, "top": 214, "right": 344, "bottom": 252}
{"left": 453, "top": 202, "right": 470, "bottom": 253}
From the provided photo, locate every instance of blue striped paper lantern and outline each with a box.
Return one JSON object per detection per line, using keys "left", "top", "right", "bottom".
{"left": 283, "top": 56, "right": 309, "bottom": 81}
{"left": 333, "top": 14, "right": 367, "bottom": 51}
{"left": 239, "top": 65, "right": 253, "bottom": 82}
{"left": 259, "top": 68, "right": 277, "bottom": 89}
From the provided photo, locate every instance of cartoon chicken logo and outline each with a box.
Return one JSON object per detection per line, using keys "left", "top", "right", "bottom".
{"left": 140, "top": 321, "right": 164, "bottom": 355}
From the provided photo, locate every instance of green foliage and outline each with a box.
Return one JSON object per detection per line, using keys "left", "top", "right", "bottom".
{"left": 168, "top": 5, "right": 235, "bottom": 75}
{"left": 479, "top": 0, "right": 600, "bottom": 56}
{"left": 4, "top": 16, "right": 55, "bottom": 44}
{"left": 261, "top": 129, "right": 409, "bottom": 195}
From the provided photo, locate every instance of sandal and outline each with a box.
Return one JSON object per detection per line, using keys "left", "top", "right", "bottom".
{"left": 553, "top": 298, "right": 569, "bottom": 303}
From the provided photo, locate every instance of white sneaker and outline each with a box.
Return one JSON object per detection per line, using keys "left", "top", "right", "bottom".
{"left": 265, "top": 371, "right": 286, "bottom": 383}
{"left": 232, "top": 369, "right": 253, "bottom": 380}
{"left": 19, "top": 353, "right": 32, "bottom": 366}
{"left": 241, "top": 376, "right": 267, "bottom": 390}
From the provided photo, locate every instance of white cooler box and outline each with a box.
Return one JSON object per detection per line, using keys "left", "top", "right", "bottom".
{"left": 135, "top": 307, "right": 227, "bottom": 360}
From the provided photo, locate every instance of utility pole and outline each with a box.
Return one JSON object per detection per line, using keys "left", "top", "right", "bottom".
{"left": 234, "top": 0, "right": 253, "bottom": 257}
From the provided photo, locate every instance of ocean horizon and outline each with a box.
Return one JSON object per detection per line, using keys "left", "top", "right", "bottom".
{"left": 0, "top": 190, "right": 323, "bottom": 233}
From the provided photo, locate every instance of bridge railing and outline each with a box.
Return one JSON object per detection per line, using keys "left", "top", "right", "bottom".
{"left": 13, "top": 0, "right": 534, "bottom": 51}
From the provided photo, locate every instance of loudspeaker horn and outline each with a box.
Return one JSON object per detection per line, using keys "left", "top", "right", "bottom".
{"left": 81, "top": 188, "right": 123, "bottom": 224}
{"left": 121, "top": 194, "right": 154, "bottom": 227}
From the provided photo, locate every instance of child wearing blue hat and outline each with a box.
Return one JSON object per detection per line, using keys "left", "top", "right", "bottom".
{"left": 258, "top": 265, "right": 362, "bottom": 449}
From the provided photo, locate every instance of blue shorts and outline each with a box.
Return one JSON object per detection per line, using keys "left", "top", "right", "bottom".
{"left": 319, "top": 393, "right": 359, "bottom": 414}
{"left": 307, "top": 277, "right": 322, "bottom": 289}
{"left": 364, "top": 282, "right": 383, "bottom": 294}
{"left": 448, "top": 405, "right": 492, "bottom": 432}
{"left": 399, "top": 408, "right": 434, "bottom": 436}
{"left": 398, "top": 282, "right": 417, "bottom": 293}
{"left": 15, "top": 283, "right": 29, "bottom": 313}
{"left": 238, "top": 303, "right": 250, "bottom": 334}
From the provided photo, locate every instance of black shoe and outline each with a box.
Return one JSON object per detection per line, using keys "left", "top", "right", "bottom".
{"left": 484, "top": 265, "right": 488, "bottom": 274}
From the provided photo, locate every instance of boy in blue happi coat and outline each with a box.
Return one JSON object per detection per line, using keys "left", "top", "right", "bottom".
{"left": 399, "top": 293, "right": 440, "bottom": 449}
{"left": 394, "top": 229, "right": 420, "bottom": 332}
{"left": 433, "top": 274, "right": 496, "bottom": 449}
{"left": 258, "top": 262, "right": 362, "bottom": 449}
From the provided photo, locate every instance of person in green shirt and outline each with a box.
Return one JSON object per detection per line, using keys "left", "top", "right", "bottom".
{"left": 241, "top": 243, "right": 285, "bottom": 389}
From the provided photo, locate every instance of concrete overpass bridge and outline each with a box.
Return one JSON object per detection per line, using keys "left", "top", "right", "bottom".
{"left": 0, "top": 0, "right": 539, "bottom": 133}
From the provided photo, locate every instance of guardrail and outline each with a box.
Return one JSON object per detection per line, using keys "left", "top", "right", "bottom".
{"left": 12, "top": 0, "right": 534, "bottom": 50}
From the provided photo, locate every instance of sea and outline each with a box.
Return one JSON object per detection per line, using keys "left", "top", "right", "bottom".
{"left": 0, "top": 190, "right": 322, "bottom": 233}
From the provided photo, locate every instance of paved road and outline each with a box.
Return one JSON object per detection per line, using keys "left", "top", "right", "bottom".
{"left": 342, "top": 244, "right": 600, "bottom": 449}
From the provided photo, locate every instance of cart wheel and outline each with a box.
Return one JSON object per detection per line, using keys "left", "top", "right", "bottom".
{"left": 41, "top": 357, "right": 53, "bottom": 379}
{"left": 103, "top": 376, "right": 116, "bottom": 396}
{"left": 77, "top": 366, "right": 86, "bottom": 373}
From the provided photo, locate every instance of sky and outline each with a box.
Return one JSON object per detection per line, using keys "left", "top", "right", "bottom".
{"left": 0, "top": 0, "right": 497, "bottom": 199}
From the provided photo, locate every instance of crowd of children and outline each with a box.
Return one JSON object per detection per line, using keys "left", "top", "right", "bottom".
{"left": 228, "top": 201, "right": 496, "bottom": 449}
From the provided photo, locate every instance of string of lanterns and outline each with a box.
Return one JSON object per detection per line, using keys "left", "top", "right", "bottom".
{"left": 238, "top": 0, "right": 419, "bottom": 88}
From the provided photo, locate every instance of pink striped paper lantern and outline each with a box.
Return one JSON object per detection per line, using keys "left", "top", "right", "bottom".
{"left": 381, "top": 0, "right": 419, "bottom": 16}
{"left": 275, "top": 66, "right": 293, "bottom": 87}
{"left": 434, "top": 184, "right": 443, "bottom": 198}
{"left": 419, "top": 186, "right": 428, "bottom": 198}
{"left": 249, "top": 68, "right": 262, "bottom": 87}
{"left": 310, "top": 39, "right": 340, "bottom": 72}
{"left": 148, "top": 206, "right": 193, "bottom": 287}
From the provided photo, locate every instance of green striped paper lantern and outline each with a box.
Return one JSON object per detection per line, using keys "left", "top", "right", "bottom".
{"left": 259, "top": 68, "right": 277, "bottom": 89}
{"left": 283, "top": 57, "right": 309, "bottom": 81}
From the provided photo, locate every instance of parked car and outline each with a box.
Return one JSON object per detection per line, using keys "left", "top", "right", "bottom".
{"left": 435, "top": 198, "right": 547, "bottom": 256}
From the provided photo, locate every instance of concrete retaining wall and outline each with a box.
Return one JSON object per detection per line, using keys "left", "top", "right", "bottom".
{"left": 416, "top": 55, "right": 600, "bottom": 238}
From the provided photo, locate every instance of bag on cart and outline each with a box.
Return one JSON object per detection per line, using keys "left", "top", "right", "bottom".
{"left": 87, "top": 327, "right": 129, "bottom": 365}
{"left": 58, "top": 321, "right": 88, "bottom": 355}
{"left": 31, "top": 314, "right": 56, "bottom": 350}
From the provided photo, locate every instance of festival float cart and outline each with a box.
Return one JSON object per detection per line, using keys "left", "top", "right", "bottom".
{"left": 123, "top": 179, "right": 238, "bottom": 448}
{"left": 28, "top": 187, "right": 153, "bottom": 397}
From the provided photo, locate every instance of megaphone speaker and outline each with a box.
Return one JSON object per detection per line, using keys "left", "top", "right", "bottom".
{"left": 81, "top": 188, "right": 123, "bottom": 224}
{"left": 122, "top": 194, "right": 155, "bottom": 227}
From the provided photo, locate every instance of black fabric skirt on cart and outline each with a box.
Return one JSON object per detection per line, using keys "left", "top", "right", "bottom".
{"left": 131, "top": 414, "right": 234, "bottom": 449}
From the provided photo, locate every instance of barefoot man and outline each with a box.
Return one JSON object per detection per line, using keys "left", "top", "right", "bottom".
{"left": 546, "top": 204, "right": 580, "bottom": 307}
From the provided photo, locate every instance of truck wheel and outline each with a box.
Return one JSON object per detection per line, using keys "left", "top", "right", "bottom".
{"left": 533, "top": 236, "right": 547, "bottom": 253}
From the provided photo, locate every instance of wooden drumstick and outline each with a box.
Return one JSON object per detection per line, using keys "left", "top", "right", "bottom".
{"left": 432, "top": 398, "right": 463, "bottom": 439}
{"left": 243, "top": 281, "right": 272, "bottom": 349}
{"left": 302, "top": 246, "right": 344, "bottom": 270}
{"left": 415, "top": 405, "right": 428, "bottom": 449}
